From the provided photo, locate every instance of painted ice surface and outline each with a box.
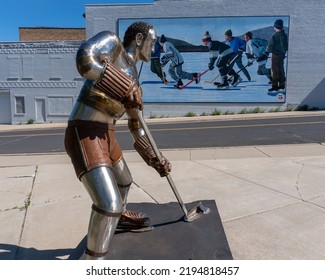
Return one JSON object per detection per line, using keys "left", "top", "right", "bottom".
{"left": 137, "top": 52, "right": 286, "bottom": 103}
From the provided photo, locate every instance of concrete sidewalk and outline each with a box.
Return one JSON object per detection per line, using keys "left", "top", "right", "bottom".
{"left": 1, "top": 142, "right": 325, "bottom": 260}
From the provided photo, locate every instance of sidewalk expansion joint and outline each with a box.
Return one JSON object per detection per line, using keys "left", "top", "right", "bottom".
{"left": 192, "top": 160, "right": 307, "bottom": 203}
{"left": 132, "top": 181, "right": 159, "bottom": 204}
{"left": 254, "top": 146, "right": 271, "bottom": 158}
{"left": 222, "top": 201, "right": 303, "bottom": 223}
{"left": 293, "top": 161, "right": 304, "bottom": 200}
{"left": 16, "top": 165, "right": 38, "bottom": 259}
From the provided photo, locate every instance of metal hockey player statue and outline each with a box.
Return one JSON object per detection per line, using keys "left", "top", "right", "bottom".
{"left": 64, "top": 22, "right": 171, "bottom": 260}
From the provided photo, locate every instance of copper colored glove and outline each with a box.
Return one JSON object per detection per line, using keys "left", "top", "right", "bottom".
{"left": 134, "top": 135, "right": 172, "bottom": 177}
{"left": 95, "top": 61, "right": 143, "bottom": 110}
{"left": 152, "top": 156, "right": 172, "bottom": 177}
{"left": 124, "top": 86, "right": 143, "bottom": 110}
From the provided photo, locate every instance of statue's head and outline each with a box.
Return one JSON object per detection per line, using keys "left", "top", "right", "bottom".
{"left": 123, "top": 21, "right": 157, "bottom": 62}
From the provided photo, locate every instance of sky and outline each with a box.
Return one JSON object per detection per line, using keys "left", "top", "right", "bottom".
{"left": 1, "top": 0, "right": 288, "bottom": 43}
{"left": 0, "top": 0, "right": 154, "bottom": 42}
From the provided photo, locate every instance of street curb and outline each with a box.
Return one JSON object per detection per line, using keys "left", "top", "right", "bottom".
{"left": 0, "top": 110, "right": 324, "bottom": 132}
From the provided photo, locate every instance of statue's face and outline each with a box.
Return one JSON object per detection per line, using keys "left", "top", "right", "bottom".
{"left": 138, "top": 28, "right": 157, "bottom": 62}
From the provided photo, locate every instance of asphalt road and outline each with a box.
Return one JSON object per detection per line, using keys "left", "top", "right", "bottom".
{"left": 1, "top": 114, "right": 325, "bottom": 154}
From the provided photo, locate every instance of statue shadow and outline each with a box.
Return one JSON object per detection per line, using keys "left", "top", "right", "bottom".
{"left": 0, "top": 200, "right": 232, "bottom": 260}
{"left": 0, "top": 243, "right": 78, "bottom": 260}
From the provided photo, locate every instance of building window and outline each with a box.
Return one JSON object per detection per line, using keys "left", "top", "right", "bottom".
{"left": 22, "top": 55, "right": 34, "bottom": 80}
{"left": 15, "top": 96, "right": 25, "bottom": 114}
{"left": 8, "top": 55, "right": 20, "bottom": 79}
{"left": 48, "top": 96, "right": 73, "bottom": 116}
{"left": 50, "top": 55, "right": 62, "bottom": 80}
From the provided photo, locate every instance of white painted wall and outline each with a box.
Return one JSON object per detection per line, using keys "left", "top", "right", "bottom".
{"left": 85, "top": 0, "right": 325, "bottom": 116}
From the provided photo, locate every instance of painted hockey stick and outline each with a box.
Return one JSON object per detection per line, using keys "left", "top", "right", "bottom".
{"left": 177, "top": 69, "right": 209, "bottom": 90}
{"left": 204, "top": 73, "right": 220, "bottom": 83}
{"left": 213, "top": 64, "right": 253, "bottom": 86}
{"left": 204, "top": 53, "right": 239, "bottom": 84}
{"left": 161, "top": 66, "right": 170, "bottom": 85}
{"left": 161, "top": 66, "right": 166, "bottom": 81}
{"left": 230, "top": 62, "right": 252, "bottom": 79}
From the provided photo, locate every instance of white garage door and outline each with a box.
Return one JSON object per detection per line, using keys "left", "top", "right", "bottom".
{"left": 0, "top": 91, "right": 12, "bottom": 124}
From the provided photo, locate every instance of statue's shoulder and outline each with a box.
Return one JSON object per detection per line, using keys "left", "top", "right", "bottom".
{"left": 93, "top": 30, "right": 120, "bottom": 41}
{"left": 76, "top": 30, "right": 124, "bottom": 80}
{"left": 79, "top": 31, "right": 122, "bottom": 50}
{"left": 78, "top": 30, "right": 123, "bottom": 57}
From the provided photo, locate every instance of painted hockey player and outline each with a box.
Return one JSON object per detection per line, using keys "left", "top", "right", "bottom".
{"left": 244, "top": 31, "right": 271, "bottom": 82}
{"left": 257, "top": 19, "right": 288, "bottom": 92}
{"left": 150, "top": 40, "right": 169, "bottom": 84}
{"left": 224, "top": 29, "right": 251, "bottom": 82}
{"left": 202, "top": 32, "right": 241, "bottom": 89}
{"left": 64, "top": 21, "right": 171, "bottom": 260}
{"left": 159, "top": 34, "right": 200, "bottom": 88}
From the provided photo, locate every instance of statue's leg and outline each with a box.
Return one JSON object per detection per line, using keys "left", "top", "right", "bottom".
{"left": 80, "top": 166, "right": 123, "bottom": 260}
{"left": 112, "top": 158, "right": 153, "bottom": 232}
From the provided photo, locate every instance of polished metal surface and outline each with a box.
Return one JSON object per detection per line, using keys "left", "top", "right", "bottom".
{"left": 68, "top": 23, "right": 160, "bottom": 259}
{"left": 81, "top": 166, "right": 123, "bottom": 212}
{"left": 80, "top": 166, "right": 123, "bottom": 259}
{"left": 68, "top": 101, "right": 117, "bottom": 123}
{"left": 112, "top": 158, "right": 133, "bottom": 186}
{"left": 76, "top": 31, "right": 124, "bottom": 81}
{"left": 85, "top": 210, "right": 120, "bottom": 260}
{"left": 112, "top": 158, "right": 133, "bottom": 210}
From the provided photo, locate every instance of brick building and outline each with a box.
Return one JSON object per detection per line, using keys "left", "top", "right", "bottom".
{"left": 19, "top": 27, "right": 86, "bottom": 41}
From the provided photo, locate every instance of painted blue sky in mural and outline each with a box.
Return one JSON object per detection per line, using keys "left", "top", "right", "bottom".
{"left": 119, "top": 16, "right": 289, "bottom": 45}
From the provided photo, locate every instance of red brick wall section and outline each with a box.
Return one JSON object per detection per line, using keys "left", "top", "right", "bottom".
{"left": 19, "top": 28, "right": 86, "bottom": 41}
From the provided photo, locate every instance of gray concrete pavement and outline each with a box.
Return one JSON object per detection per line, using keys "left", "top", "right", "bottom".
{"left": 1, "top": 143, "right": 325, "bottom": 260}
{"left": 1, "top": 111, "right": 325, "bottom": 260}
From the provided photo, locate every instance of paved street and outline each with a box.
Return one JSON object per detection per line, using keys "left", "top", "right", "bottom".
{"left": 1, "top": 110, "right": 325, "bottom": 154}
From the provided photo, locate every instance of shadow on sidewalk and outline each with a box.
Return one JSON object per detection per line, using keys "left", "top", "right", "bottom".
{"left": 0, "top": 243, "right": 76, "bottom": 260}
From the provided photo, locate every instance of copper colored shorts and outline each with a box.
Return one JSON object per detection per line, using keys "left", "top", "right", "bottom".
{"left": 64, "top": 120, "right": 122, "bottom": 179}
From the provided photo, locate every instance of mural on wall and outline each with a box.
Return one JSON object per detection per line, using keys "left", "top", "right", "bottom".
{"left": 118, "top": 16, "right": 289, "bottom": 103}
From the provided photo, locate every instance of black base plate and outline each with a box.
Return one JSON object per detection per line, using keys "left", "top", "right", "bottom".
{"left": 70, "top": 200, "right": 232, "bottom": 260}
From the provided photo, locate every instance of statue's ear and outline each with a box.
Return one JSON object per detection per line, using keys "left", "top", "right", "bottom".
{"left": 136, "top": 33, "right": 144, "bottom": 46}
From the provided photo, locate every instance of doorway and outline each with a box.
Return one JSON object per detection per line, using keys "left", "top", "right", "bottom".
{"left": 35, "top": 98, "right": 46, "bottom": 123}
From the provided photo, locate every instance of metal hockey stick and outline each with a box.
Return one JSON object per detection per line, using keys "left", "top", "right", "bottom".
{"left": 136, "top": 109, "right": 211, "bottom": 222}
{"left": 138, "top": 61, "right": 144, "bottom": 78}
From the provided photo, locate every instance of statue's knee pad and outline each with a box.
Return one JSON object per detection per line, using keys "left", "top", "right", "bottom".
{"left": 81, "top": 166, "right": 123, "bottom": 213}
{"left": 112, "top": 158, "right": 133, "bottom": 207}
{"left": 112, "top": 158, "right": 133, "bottom": 186}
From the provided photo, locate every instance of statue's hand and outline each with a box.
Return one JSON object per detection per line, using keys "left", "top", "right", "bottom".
{"left": 152, "top": 156, "right": 172, "bottom": 177}
{"left": 124, "top": 85, "right": 143, "bottom": 110}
